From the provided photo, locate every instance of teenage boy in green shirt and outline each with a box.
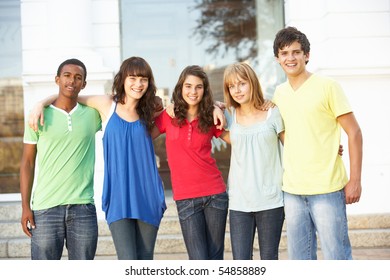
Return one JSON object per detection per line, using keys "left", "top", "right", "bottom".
{"left": 20, "top": 58, "right": 101, "bottom": 260}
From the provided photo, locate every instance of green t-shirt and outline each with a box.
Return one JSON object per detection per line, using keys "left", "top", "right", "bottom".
{"left": 23, "top": 103, "right": 102, "bottom": 210}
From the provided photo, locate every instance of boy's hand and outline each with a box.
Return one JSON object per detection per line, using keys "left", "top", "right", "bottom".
{"left": 260, "top": 99, "right": 275, "bottom": 110}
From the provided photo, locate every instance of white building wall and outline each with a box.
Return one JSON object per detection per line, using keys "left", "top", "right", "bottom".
{"left": 20, "top": 0, "right": 121, "bottom": 219}
{"left": 283, "top": 0, "right": 390, "bottom": 214}
{"left": 10, "top": 0, "right": 389, "bottom": 218}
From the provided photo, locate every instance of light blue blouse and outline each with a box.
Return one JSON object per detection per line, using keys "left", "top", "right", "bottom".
{"left": 225, "top": 107, "right": 284, "bottom": 212}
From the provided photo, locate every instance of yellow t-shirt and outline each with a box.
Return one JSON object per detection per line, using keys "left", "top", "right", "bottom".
{"left": 273, "top": 74, "right": 351, "bottom": 195}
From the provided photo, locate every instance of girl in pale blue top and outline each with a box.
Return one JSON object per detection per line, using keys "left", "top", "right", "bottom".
{"left": 223, "top": 62, "right": 285, "bottom": 260}
{"left": 226, "top": 107, "right": 284, "bottom": 212}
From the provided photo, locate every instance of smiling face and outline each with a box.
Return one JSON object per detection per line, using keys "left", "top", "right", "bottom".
{"left": 276, "top": 41, "right": 310, "bottom": 78}
{"left": 124, "top": 75, "right": 149, "bottom": 100}
{"left": 228, "top": 77, "right": 251, "bottom": 106}
{"left": 181, "top": 74, "right": 204, "bottom": 109}
{"left": 55, "top": 64, "right": 86, "bottom": 99}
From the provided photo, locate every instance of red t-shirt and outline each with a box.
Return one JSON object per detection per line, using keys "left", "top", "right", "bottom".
{"left": 155, "top": 110, "right": 226, "bottom": 201}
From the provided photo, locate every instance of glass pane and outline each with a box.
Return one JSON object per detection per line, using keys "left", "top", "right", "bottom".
{"left": 120, "top": 0, "right": 284, "bottom": 189}
{"left": 0, "top": 0, "right": 23, "bottom": 194}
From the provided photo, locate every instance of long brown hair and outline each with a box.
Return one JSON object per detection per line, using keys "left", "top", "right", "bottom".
{"left": 171, "top": 65, "right": 215, "bottom": 133}
{"left": 112, "top": 57, "right": 157, "bottom": 132}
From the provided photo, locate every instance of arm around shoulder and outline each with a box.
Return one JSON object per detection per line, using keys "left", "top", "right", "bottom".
{"left": 28, "top": 94, "right": 57, "bottom": 131}
{"left": 78, "top": 94, "right": 113, "bottom": 121}
{"left": 278, "top": 131, "right": 285, "bottom": 145}
{"left": 219, "top": 130, "right": 230, "bottom": 144}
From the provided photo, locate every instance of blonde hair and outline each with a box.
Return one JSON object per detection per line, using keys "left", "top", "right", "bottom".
{"left": 223, "top": 62, "right": 265, "bottom": 112}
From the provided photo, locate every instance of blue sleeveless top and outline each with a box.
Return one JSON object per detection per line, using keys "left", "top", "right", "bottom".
{"left": 101, "top": 102, "right": 166, "bottom": 227}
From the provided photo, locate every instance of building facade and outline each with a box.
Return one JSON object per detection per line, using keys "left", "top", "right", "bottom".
{"left": 0, "top": 0, "right": 389, "bottom": 217}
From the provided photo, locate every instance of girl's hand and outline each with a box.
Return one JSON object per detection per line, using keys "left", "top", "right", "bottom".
{"left": 28, "top": 103, "right": 45, "bottom": 132}
{"left": 213, "top": 105, "right": 226, "bottom": 130}
{"left": 166, "top": 103, "right": 175, "bottom": 118}
{"left": 154, "top": 96, "right": 164, "bottom": 112}
{"left": 214, "top": 101, "right": 226, "bottom": 111}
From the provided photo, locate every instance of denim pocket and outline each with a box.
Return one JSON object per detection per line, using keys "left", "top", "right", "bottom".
{"left": 176, "top": 199, "right": 195, "bottom": 221}
{"left": 32, "top": 208, "right": 52, "bottom": 217}
{"left": 81, "top": 203, "right": 97, "bottom": 214}
{"left": 209, "top": 192, "right": 229, "bottom": 211}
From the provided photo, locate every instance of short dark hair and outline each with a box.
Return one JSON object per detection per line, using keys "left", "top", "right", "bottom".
{"left": 57, "top": 58, "right": 87, "bottom": 81}
{"left": 273, "top": 26, "right": 311, "bottom": 59}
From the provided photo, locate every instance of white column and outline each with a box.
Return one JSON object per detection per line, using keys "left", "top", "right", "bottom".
{"left": 255, "top": 0, "right": 285, "bottom": 99}
{"left": 46, "top": 0, "right": 93, "bottom": 49}
{"left": 20, "top": 0, "right": 120, "bottom": 219}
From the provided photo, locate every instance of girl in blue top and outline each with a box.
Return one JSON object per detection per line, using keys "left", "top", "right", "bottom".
{"left": 99, "top": 57, "right": 166, "bottom": 260}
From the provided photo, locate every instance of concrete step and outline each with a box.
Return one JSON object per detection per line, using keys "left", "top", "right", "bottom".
{"left": 2, "top": 227, "right": 390, "bottom": 259}
{"left": 1, "top": 199, "right": 390, "bottom": 259}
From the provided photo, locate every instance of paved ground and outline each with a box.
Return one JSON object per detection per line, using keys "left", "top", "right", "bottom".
{"left": 2, "top": 247, "right": 389, "bottom": 260}
{"left": 91, "top": 247, "right": 390, "bottom": 260}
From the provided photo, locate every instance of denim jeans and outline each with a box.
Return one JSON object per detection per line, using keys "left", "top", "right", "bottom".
{"left": 284, "top": 190, "right": 352, "bottom": 260}
{"left": 229, "top": 207, "right": 284, "bottom": 260}
{"left": 176, "top": 192, "right": 228, "bottom": 260}
{"left": 109, "top": 218, "right": 158, "bottom": 260}
{"left": 31, "top": 204, "right": 98, "bottom": 260}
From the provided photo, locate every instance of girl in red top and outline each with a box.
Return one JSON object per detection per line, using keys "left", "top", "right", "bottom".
{"left": 153, "top": 65, "right": 229, "bottom": 260}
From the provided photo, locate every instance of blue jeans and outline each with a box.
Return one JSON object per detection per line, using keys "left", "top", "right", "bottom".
{"left": 31, "top": 204, "right": 98, "bottom": 260}
{"left": 176, "top": 192, "right": 228, "bottom": 260}
{"left": 284, "top": 190, "right": 352, "bottom": 260}
{"left": 229, "top": 207, "right": 284, "bottom": 260}
{"left": 109, "top": 218, "right": 158, "bottom": 260}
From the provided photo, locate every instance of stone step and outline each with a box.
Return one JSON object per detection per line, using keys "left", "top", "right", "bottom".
{"left": 2, "top": 228, "right": 390, "bottom": 259}
{"left": 3, "top": 191, "right": 390, "bottom": 221}
{"left": 2, "top": 199, "right": 390, "bottom": 230}
{"left": 1, "top": 199, "right": 390, "bottom": 259}
{"left": 0, "top": 201, "right": 22, "bottom": 221}
{"left": 3, "top": 212, "right": 390, "bottom": 239}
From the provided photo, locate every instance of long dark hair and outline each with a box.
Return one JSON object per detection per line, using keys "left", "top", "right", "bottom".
{"left": 112, "top": 56, "right": 157, "bottom": 132}
{"left": 171, "top": 65, "right": 215, "bottom": 133}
